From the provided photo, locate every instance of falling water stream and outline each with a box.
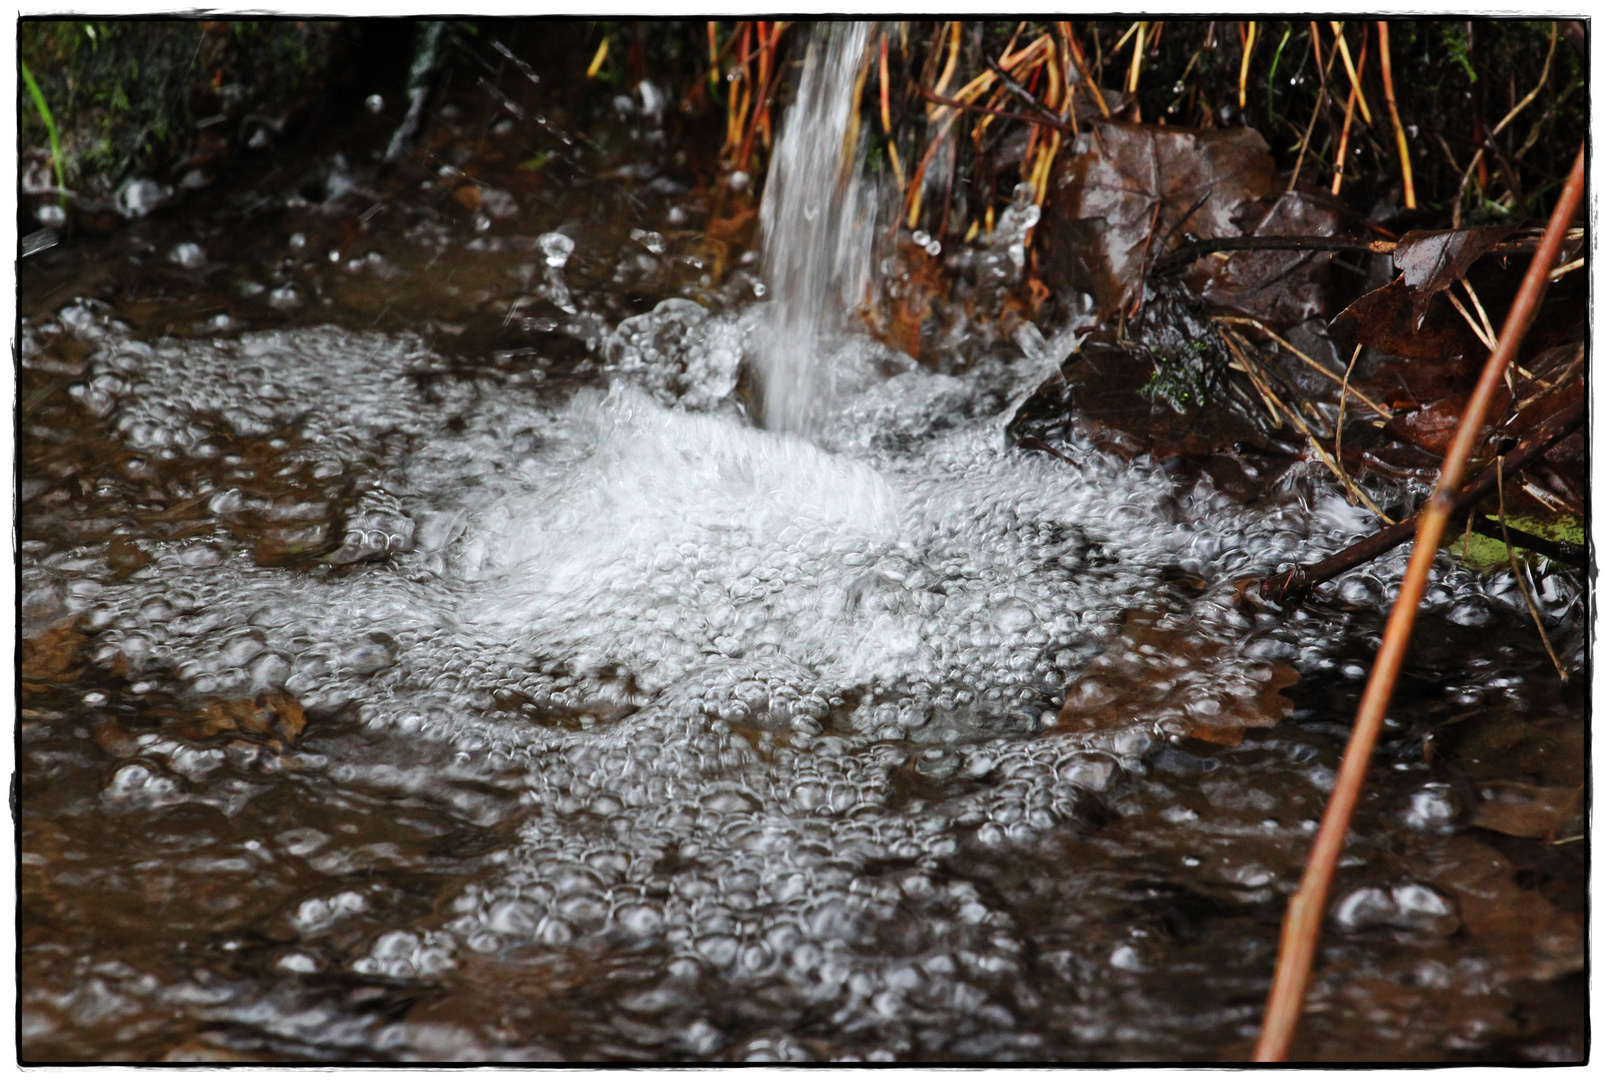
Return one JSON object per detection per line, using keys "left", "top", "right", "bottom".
{"left": 17, "top": 22, "right": 1586, "bottom": 1062}
{"left": 755, "top": 21, "right": 877, "bottom": 434}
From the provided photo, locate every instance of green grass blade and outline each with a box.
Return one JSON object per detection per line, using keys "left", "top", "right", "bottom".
{"left": 20, "top": 59, "right": 67, "bottom": 205}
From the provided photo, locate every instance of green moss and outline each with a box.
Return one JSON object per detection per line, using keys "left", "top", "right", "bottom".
{"left": 1448, "top": 512, "right": 1585, "bottom": 572}
{"left": 1509, "top": 512, "right": 1585, "bottom": 548}
{"left": 1448, "top": 529, "right": 1515, "bottom": 572}
{"left": 1141, "top": 341, "right": 1212, "bottom": 414}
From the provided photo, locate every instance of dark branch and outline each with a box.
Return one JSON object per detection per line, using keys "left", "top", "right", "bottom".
{"left": 1151, "top": 235, "right": 1396, "bottom": 276}
{"left": 1251, "top": 395, "right": 1586, "bottom": 605}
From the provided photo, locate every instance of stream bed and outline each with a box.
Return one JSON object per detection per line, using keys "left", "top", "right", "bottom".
{"left": 15, "top": 23, "right": 1587, "bottom": 1063}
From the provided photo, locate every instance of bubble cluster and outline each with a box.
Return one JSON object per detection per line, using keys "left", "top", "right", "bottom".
{"left": 605, "top": 299, "right": 746, "bottom": 411}
{"left": 37, "top": 278, "right": 1582, "bottom": 1058}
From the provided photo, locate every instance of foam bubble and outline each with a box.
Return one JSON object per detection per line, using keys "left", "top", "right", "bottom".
{"left": 61, "top": 297, "right": 1570, "bottom": 1055}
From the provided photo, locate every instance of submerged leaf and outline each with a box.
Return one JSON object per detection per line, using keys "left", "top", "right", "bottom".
{"left": 21, "top": 616, "right": 87, "bottom": 683}
{"left": 1055, "top": 609, "right": 1297, "bottom": 745}
{"left": 1469, "top": 781, "right": 1583, "bottom": 840}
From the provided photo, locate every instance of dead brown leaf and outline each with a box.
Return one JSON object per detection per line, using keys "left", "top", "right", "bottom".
{"left": 1391, "top": 226, "right": 1519, "bottom": 328}
{"left": 1327, "top": 274, "right": 1487, "bottom": 362}
{"left": 1042, "top": 121, "right": 1277, "bottom": 323}
{"left": 1193, "top": 191, "right": 1343, "bottom": 328}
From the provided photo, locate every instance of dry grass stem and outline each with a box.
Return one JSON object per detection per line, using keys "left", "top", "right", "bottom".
{"left": 1214, "top": 316, "right": 1392, "bottom": 420}
{"left": 1330, "top": 29, "right": 1368, "bottom": 195}
{"left": 1522, "top": 480, "right": 1569, "bottom": 515}
{"left": 1328, "top": 21, "right": 1373, "bottom": 124}
{"left": 1445, "top": 289, "right": 1496, "bottom": 351}
{"left": 1459, "top": 278, "right": 1498, "bottom": 343}
{"left": 1226, "top": 327, "right": 1391, "bottom": 521}
{"left": 1547, "top": 256, "right": 1585, "bottom": 281}
{"left": 1287, "top": 28, "right": 1336, "bottom": 193}
{"left": 1238, "top": 21, "right": 1257, "bottom": 109}
{"left": 1497, "top": 459, "right": 1568, "bottom": 681}
{"left": 1333, "top": 344, "right": 1371, "bottom": 512}
{"left": 1064, "top": 24, "right": 1111, "bottom": 118}
{"left": 1453, "top": 21, "right": 1558, "bottom": 225}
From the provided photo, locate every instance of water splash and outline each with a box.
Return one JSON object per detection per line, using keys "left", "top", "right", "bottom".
{"left": 756, "top": 21, "right": 878, "bottom": 435}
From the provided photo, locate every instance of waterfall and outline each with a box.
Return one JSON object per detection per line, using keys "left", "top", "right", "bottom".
{"left": 755, "top": 21, "right": 877, "bottom": 436}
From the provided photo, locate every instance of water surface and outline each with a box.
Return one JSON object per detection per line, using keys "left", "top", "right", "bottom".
{"left": 16, "top": 23, "right": 1587, "bottom": 1062}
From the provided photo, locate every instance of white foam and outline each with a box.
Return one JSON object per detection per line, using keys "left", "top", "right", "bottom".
{"left": 68, "top": 301, "right": 1540, "bottom": 1051}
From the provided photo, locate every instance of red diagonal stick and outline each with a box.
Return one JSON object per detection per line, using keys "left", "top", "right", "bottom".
{"left": 1254, "top": 139, "right": 1587, "bottom": 1063}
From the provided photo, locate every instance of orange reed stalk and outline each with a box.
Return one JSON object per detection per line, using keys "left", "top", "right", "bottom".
{"left": 707, "top": 21, "right": 719, "bottom": 89}
{"left": 1254, "top": 139, "right": 1586, "bottom": 1062}
{"left": 1064, "top": 23, "right": 1111, "bottom": 119}
{"left": 1330, "top": 31, "right": 1368, "bottom": 196}
{"left": 1238, "top": 21, "right": 1257, "bottom": 109}
{"left": 1377, "top": 21, "right": 1417, "bottom": 209}
{"left": 1327, "top": 21, "right": 1372, "bottom": 124}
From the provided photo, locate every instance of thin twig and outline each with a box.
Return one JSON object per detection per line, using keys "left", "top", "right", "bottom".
{"left": 1153, "top": 233, "right": 1394, "bottom": 275}
{"left": 976, "top": 57, "right": 1077, "bottom": 131}
{"left": 1160, "top": 230, "right": 1558, "bottom": 277}
{"left": 1497, "top": 458, "right": 1568, "bottom": 681}
{"left": 1129, "top": 202, "right": 1164, "bottom": 318}
{"left": 1453, "top": 21, "right": 1558, "bottom": 226}
{"left": 1152, "top": 189, "right": 1214, "bottom": 270}
{"left": 1253, "top": 139, "right": 1586, "bottom": 1062}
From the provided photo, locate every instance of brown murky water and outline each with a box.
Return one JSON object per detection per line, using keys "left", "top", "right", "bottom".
{"left": 16, "top": 24, "right": 1586, "bottom": 1063}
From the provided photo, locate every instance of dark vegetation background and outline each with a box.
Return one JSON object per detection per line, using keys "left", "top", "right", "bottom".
{"left": 18, "top": 19, "right": 1586, "bottom": 228}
